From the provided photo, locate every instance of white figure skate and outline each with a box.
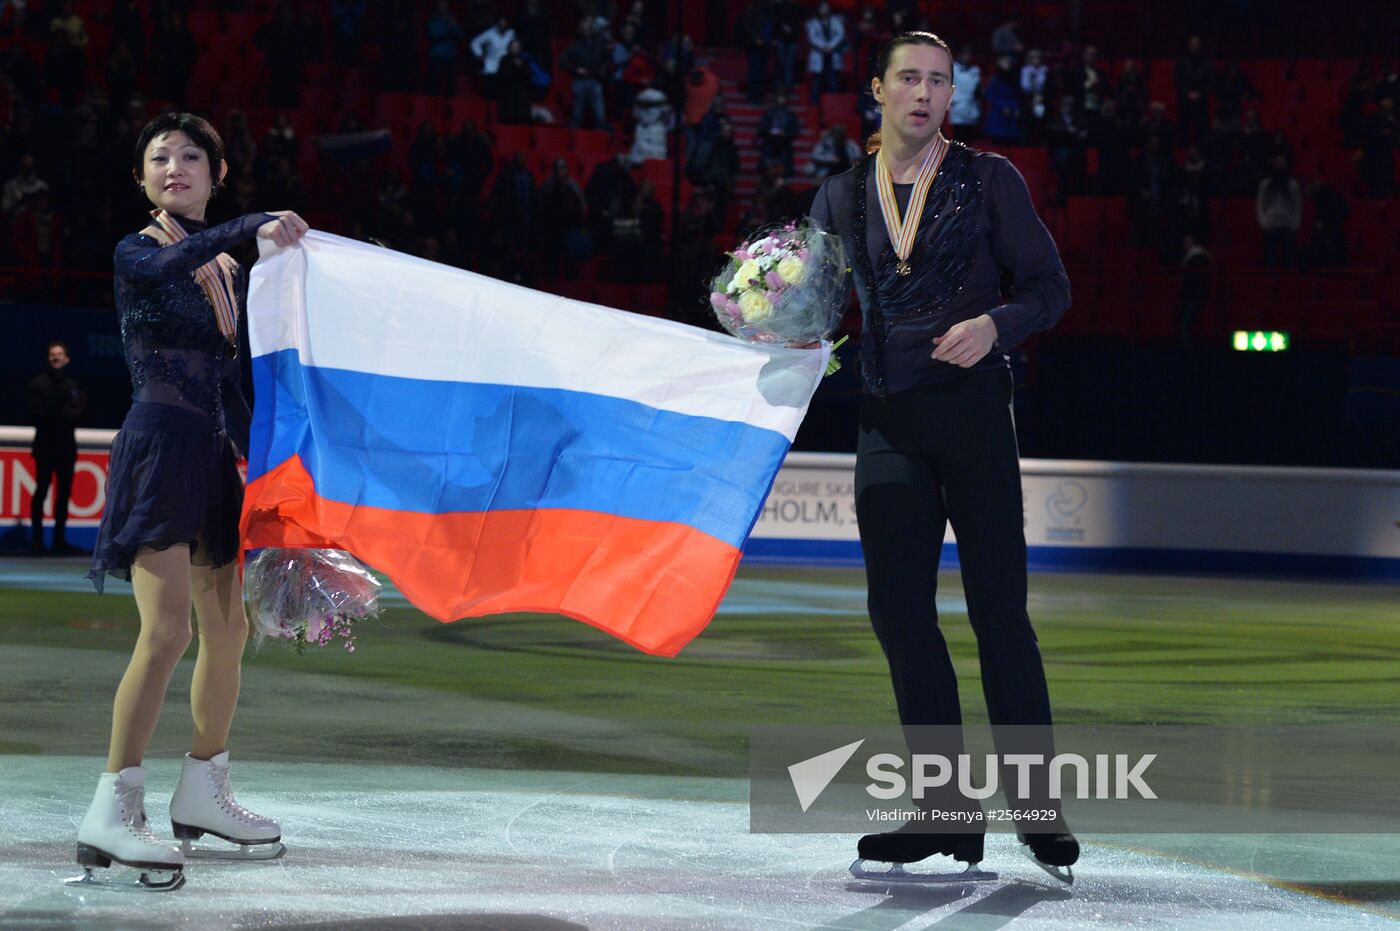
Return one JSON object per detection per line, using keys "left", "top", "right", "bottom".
{"left": 66, "top": 767, "right": 186, "bottom": 891}
{"left": 169, "top": 751, "right": 284, "bottom": 860}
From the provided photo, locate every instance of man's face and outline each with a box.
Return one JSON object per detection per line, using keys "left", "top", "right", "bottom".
{"left": 873, "top": 43, "right": 954, "bottom": 142}
{"left": 48, "top": 345, "right": 69, "bottom": 371}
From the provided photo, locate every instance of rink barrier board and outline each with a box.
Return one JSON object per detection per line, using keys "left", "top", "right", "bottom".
{"left": 4, "top": 429, "right": 1398, "bottom": 581}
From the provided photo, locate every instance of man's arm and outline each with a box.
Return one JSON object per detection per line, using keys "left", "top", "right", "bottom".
{"left": 984, "top": 156, "right": 1071, "bottom": 349}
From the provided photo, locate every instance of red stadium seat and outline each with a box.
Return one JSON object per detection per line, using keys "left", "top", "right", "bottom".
{"left": 572, "top": 129, "right": 614, "bottom": 156}
{"left": 532, "top": 126, "right": 572, "bottom": 155}
{"left": 492, "top": 124, "right": 532, "bottom": 154}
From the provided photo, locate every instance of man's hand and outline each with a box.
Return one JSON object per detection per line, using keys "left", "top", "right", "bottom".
{"left": 932, "top": 314, "right": 998, "bottom": 368}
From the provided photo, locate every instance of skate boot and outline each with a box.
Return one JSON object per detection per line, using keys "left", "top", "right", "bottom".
{"left": 1018, "top": 830, "right": 1079, "bottom": 885}
{"left": 169, "top": 751, "right": 284, "bottom": 860}
{"left": 850, "top": 826, "right": 995, "bottom": 884}
{"left": 66, "top": 767, "right": 186, "bottom": 891}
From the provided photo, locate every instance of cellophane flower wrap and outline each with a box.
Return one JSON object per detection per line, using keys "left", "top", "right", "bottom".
{"left": 244, "top": 548, "right": 382, "bottom": 653}
{"left": 709, "top": 219, "right": 847, "bottom": 343}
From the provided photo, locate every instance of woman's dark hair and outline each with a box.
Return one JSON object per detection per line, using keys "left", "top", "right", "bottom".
{"left": 132, "top": 112, "right": 226, "bottom": 190}
{"left": 867, "top": 31, "right": 954, "bottom": 152}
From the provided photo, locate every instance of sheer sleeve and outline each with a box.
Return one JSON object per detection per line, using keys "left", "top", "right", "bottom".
{"left": 114, "top": 213, "right": 273, "bottom": 283}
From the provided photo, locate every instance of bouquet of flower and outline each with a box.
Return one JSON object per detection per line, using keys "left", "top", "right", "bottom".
{"left": 709, "top": 220, "right": 848, "bottom": 346}
{"left": 243, "top": 548, "right": 383, "bottom": 653}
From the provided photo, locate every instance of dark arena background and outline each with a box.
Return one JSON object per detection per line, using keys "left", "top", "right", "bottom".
{"left": 2, "top": 0, "right": 1399, "bottom": 928}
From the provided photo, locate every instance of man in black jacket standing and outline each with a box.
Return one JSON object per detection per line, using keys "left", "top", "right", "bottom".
{"left": 27, "top": 340, "right": 87, "bottom": 555}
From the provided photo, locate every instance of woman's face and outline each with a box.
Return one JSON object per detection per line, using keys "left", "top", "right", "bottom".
{"left": 138, "top": 130, "right": 225, "bottom": 217}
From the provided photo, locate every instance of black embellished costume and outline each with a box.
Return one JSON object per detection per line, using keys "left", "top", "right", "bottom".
{"left": 88, "top": 212, "right": 272, "bottom": 590}
{"left": 812, "top": 142, "right": 1070, "bottom": 820}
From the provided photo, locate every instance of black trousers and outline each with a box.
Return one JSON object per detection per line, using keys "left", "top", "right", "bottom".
{"left": 855, "top": 368, "right": 1053, "bottom": 729}
{"left": 31, "top": 445, "right": 76, "bottom": 545}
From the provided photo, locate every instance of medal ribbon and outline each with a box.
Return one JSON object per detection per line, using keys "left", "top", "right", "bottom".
{"left": 874, "top": 133, "right": 948, "bottom": 265}
{"left": 146, "top": 209, "right": 240, "bottom": 346}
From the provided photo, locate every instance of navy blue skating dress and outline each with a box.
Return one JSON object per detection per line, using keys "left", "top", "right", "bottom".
{"left": 88, "top": 212, "right": 273, "bottom": 590}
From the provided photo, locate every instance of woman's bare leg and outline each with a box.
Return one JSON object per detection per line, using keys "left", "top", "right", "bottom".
{"left": 188, "top": 560, "right": 249, "bottom": 760}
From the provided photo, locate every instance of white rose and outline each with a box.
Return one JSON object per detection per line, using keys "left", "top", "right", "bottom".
{"left": 777, "top": 256, "right": 807, "bottom": 285}
{"left": 738, "top": 289, "right": 774, "bottom": 324}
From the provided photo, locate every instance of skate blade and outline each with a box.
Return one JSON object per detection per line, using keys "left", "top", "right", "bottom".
{"left": 64, "top": 866, "right": 186, "bottom": 892}
{"left": 180, "top": 838, "right": 285, "bottom": 861}
{"left": 1019, "top": 846, "right": 1074, "bottom": 885}
{"left": 849, "top": 858, "right": 998, "bottom": 885}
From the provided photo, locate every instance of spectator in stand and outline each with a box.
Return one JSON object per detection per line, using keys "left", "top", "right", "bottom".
{"left": 1213, "top": 63, "right": 1257, "bottom": 132}
{"left": 1301, "top": 182, "right": 1350, "bottom": 269}
{"left": 851, "top": 5, "right": 888, "bottom": 89}
{"left": 614, "top": 27, "right": 656, "bottom": 118}
{"left": 660, "top": 35, "right": 696, "bottom": 76}
{"left": 451, "top": 119, "right": 494, "bottom": 204}
{"left": 495, "top": 40, "right": 535, "bottom": 125}
{"left": 1047, "top": 95, "right": 1089, "bottom": 202}
{"left": 1020, "top": 49, "right": 1049, "bottom": 138}
{"left": 586, "top": 151, "right": 638, "bottom": 254}
{"left": 609, "top": 179, "right": 663, "bottom": 282}
{"left": 1176, "top": 235, "right": 1212, "bottom": 348}
{"left": 991, "top": 17, "right": 1024, "bottom": 59}
{"left": 1173, "top": 36, "right": 1213, "bottom": 145}
{"left": 620, "top": 0, "right": 653, "bottom": 47}
{"left": 684, "top": 64, "right": 721, "bottom": 154}
{"left": 949, "top": 46, "right": 982, "bottom": 139}
{"left": 44, "top": 0, "right": 87, "bottom": 104}
{"left": 1257, "top": 154, "right": 1302, "bottom": 267}
{"left": 758, "top": 91, "right": 802, "bottom": 177}
{"left": 983, "top": 56, "right": 1024, "bottom": 143}
{"left": 150, "top": 9, "right": 197, "bottom": 108}
{"left": 688, "top": 96, "right": 729, "bottom": 161}
{"left": 255, "top": 7, "right": 304, "bottom": 108}
{"left": 1171, "top": 145, "right": 1210, "bottom": 257}
{"left": 1116, "top": 59, "right": 1148, "bottom": 128}
{"left": 1096, "top": 99, "right": 1133, "bottom": 194}
{"left": 562, "top": 17, "right": 611, "bottom": 130}
{"left": 518, "top": 0, "right": 552, "bottom": 73}
{"left": 470, "top": 16, "right": 515, "bottom": 97}
{"left": 858, "top": 83, "right": 881, "bottom": 142}
{"left": 487, "top": 153, "right": 534, "bottom": 282}
{"left": 806, "top": 122, "right": 862, "bottom": 179}
{"left": 687, "top": 119, "right": 740, "bottom": 213}
{"left": 1142, "top": 100, "right": 1176, "bottom": 153}
{"left": 262, "top": 113, "right": 298, "bottom": 168}
{"left": 1361, "top": 97, "right": 1397, "bottom": 197}
{"left": 535, "top": 157, "right": 590, "bottom": 278}
{"left": 630, "top": 81, "right": 675, "bottom": 165}
{"left": 673, "top": 185, "right": 722, "bottom": 326}
{"left": 1132, "top": 134, "right": 1175, "bottom": 250}
{"left": 331, "top": 0, "right": 368, "bottom": 65}
{"left": 805, "top": 2, "right": 846, "bottom": 104}
{"left": 224, "top": 112, "right": 257, "bottom": 176}
{"left": 1068, "top": 46, "right": 1106, "bottom": 129}
{"left": 744, "top": 0, "right": 778, "bottom": 104}
{"left": 106, "top": 38, "right": 139, "bottom": 113}
{"left": 409, "top": 122, "right": 441, "bottom": 191}
{"left": 426, "top": 1, "right": 466, "bottom": 96}
{"left": 3, "top": 154, "right": 48, "bottom": 218}
{"left": 772, "top": 0, "right": 802, "bottom": 91}
{"left": 747, "top": 156, "right": 802, "bottom": 229}
{"left": 13, "top": 189, "right": 59, "bottom": 267}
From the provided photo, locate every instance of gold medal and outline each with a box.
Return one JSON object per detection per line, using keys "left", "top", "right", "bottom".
{"left": 875, "top": 134, "right": 948, "bottom": 278}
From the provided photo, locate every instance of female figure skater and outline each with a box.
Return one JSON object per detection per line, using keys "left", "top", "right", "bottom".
{"left": 71, "top": 112, "right": 308, "bottom": 890}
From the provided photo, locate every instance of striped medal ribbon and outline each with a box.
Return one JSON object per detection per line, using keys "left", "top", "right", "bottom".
{"left": 875, "top": 133, "right": 949, "bottom": 276}
{"left": 147, "top": 209, "right": 240, "bottom": 348}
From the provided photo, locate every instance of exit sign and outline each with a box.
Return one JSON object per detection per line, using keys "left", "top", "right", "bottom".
{"left": 1232, "top": 331, "right": 1290, "bottom": 352}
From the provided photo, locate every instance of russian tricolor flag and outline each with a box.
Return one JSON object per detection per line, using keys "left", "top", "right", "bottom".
{"left": 241, "top": 232, "right": 828, "bottom": 655}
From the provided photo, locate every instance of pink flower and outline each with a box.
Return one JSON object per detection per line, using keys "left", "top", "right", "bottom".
{"left": 798, "top": 248, "right": 810, "bottom": 260}
{"left": 710, "top": 291, "right": 728, "bottom": 310}
{"left": 765, "top": 271, "right": 785, "bottom": 289}
{"left": 734, "top": 249, "right": 751, "bottom": 261}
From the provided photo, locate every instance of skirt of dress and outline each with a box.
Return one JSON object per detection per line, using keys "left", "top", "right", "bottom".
{"left": 87, "top": 401, "right": 244, "bottom": 592}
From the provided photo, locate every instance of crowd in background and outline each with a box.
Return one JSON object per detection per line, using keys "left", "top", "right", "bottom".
{"left": 0, "top": 0, "right": 1396, "bottom": 312}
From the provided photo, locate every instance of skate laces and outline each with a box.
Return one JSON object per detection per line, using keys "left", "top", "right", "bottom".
{"left": 115, "top": 781, "right": 166, "bottom": 847}
{"left": 209, "top": 764, "right": 272, "bottom": 826}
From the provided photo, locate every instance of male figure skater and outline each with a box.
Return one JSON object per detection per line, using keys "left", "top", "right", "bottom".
{"left": 811, "top": 31, "right": 1078, "bottom": 878}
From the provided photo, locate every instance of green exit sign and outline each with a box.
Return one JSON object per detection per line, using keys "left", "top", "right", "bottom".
{"left": 1232, "top": 330, "right": 1290, "bottom": 352}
